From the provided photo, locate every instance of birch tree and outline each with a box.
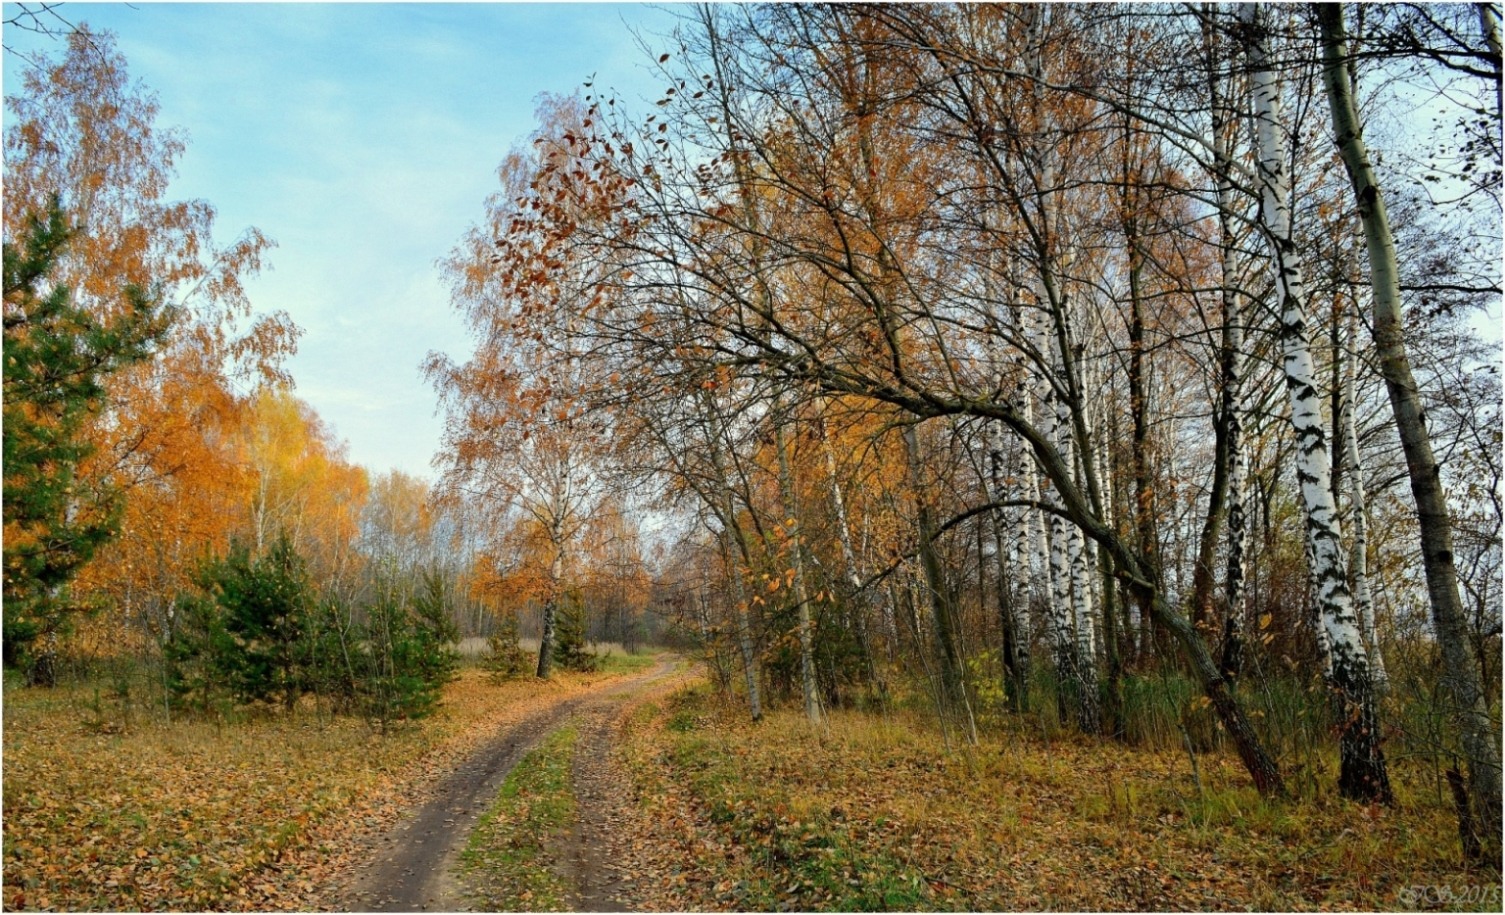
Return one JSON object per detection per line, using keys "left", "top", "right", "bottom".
{"left": 1240, "top": 2, "right": 1391, "bottom": 803}
{"left": 1315, "top": 0, "right": 1500, "bottom": 852}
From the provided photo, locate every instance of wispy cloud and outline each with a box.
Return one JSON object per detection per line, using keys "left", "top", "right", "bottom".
{"left": 5, "top": 2, "right": 678, "bottom": 480}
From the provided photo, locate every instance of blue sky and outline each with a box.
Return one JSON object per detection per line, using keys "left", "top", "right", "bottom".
{"left": 3, "top": 1, "right": 681, "bottom": 480}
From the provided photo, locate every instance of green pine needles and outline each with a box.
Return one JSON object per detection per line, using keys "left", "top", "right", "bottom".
{"left": 2, "top": 197, "right": 171, "bottom": 685}
{"left": 164, "top": 534, "right": 459, "bottom": 728}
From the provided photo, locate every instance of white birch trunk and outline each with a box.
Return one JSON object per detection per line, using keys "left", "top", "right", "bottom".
{"left": 1241, "top": 1, "right": 1389, "bottom": 802}
{"left": 1020, "top": 312, "right": 1053, "bottom": 633}
{"left": 1057, "top": 372, "right": 1099, "bottom": 733}
{"left": 1042, "top": 387, "right": 1075, "bottom": 677}
{"left": 987, "top": 420, "right": 1032, "bottom": 707}
{"left": 536, "top": 542, "right": 563, "bottom": 678}
{"left": 1064, "top": 386, "right": 1096, "bottom": 670}
{"left": 1318, "top": 2, "right": 1497, "bottom": 835}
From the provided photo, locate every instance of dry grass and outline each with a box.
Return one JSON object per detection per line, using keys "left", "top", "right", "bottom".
{"left": 454, "top": 636, "right": 636, "bottom": 660}
{"left": 619, "top": 682, "right": 1502, "bottom": 912}
{"left": 7, "top": 658, "right": 1494, "bottom": 912}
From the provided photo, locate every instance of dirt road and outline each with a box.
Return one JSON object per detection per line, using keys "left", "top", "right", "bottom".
{"left": 328, "top": 657, "right": 685, "bottom": 912}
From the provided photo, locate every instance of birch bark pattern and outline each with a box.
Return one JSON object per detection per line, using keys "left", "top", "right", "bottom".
{"left": 1241, "top": 2, "right": 1391, "bottom": 803}
{"left": 1042, "top": 387, "right": 1077, "bottom": 720}
{"left": 535, "top": 544, "right": 562, "bottom": 679}
{"left": 1025, "top": 4, "right": 1100, "bottom": 734}
{"left": 1019, "top": 308, "right": 1054, "bottom": 673}
{"left": 988, "top": 422, "right": 1030, "bottom": 711}
{"left": 1315, "top": 0, "right": 1499, "bottom": 849}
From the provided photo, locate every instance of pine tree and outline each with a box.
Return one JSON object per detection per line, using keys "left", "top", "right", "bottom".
{"left": 552, "top": 588, "right": 600, "bottom": 673}
{"left": 200, "top": 534, "right": 313, "bottom": 709}
{"left": 2, "top": 198, "right": 169, "bottom": 684}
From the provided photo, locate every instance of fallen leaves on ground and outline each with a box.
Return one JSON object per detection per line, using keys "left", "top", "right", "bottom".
{"left": 615, "top": 682, "right": 1500, "bottom": 912}
{"left": 2, "top": 663, "right": 652, "bottom": 912}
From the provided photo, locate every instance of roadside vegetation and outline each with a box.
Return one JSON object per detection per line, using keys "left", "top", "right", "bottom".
{"left": 618, "top": 681, "right": 1498, "bottom": 912}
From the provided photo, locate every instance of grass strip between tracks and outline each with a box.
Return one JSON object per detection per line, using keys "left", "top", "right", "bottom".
{"left": 459, "top": 724, "right": 579, "bottom": 911}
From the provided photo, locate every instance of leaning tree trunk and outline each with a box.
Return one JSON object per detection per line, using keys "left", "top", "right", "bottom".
{"left": 1242, "top": 2, "right": 1391, "bottom": 804}
{"left": 1316, "top": 0, "right": 1498, "bottom": 849}
{"left": 1018, "top": 412, "right": 1287, "bottom": 796}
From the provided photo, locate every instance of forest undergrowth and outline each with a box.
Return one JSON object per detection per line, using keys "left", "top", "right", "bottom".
{"left": 619, "top": 680, "right": 1500, "bottom": 912}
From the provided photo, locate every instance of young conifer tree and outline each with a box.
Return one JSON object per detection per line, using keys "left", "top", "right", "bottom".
{"left": 2, "top": 200, "right": 168, "bottom": 684}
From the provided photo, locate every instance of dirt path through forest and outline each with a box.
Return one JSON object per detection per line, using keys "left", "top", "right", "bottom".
{"left": 328, "top": 657, "right": 683, "bottom": 912}
{"left": 557, "top": 660, "right": 698, "bottom": 911}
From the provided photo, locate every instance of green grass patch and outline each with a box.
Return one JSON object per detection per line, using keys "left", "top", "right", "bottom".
{"left": 596, "top": 649, "right": 658, "bottom": 676}
{"left": 460, "top": 725, "right": 578, "bottom": 911}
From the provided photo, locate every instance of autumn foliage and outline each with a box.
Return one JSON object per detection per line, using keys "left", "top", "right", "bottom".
{"left": 3, "top": 5, "right": 1501, "bottom": 910}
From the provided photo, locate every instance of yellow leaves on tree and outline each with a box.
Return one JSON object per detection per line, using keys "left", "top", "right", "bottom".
{"left": 6, "top": 26, "right": 311, "bottom": 654}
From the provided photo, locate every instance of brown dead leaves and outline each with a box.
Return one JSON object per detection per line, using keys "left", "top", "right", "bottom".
{"left": 614, "top": 684, "right": 1495, "bottom": 912}
{"left": 1, "top": 665, "right": 648, "bottom": 912}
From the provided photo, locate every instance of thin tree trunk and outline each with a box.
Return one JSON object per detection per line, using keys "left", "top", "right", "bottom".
{"left": 817, "top": 406, "right": 883, "bottom": 699}
{"left": 701, "top": 397, "right": 765, "bottom": 722}
{"left": 1206, "top": 17, "right": 1250, "bottom": 679}
{"left": 536, "top": 547, "right": 562, "bottom": 679}
{"left": 693, "top": 581, "right": 731, "bottom": 694}
{"left": 774, "top": 412, "right": 821, "bottom": 725}
{"left": 1316, "top": 0, "right": 1497, "bottom": 846}
{"left": 1340, "top": 317, "right": 1385, "bottom": 689}
{"left": 1243, "top": 2, "right": 1391, "bottom": 804}
{"left": 718, "top": 517, "right": 763, "bottom": 721}
{"left": 902, "top": 420, "right": 976, "bottom": 743}
{"left": 1191, "top": 9, "right": 1232, "bottom": 635}
{"left": 1123, "top": 192, "right": 1163, "bottom": 650}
